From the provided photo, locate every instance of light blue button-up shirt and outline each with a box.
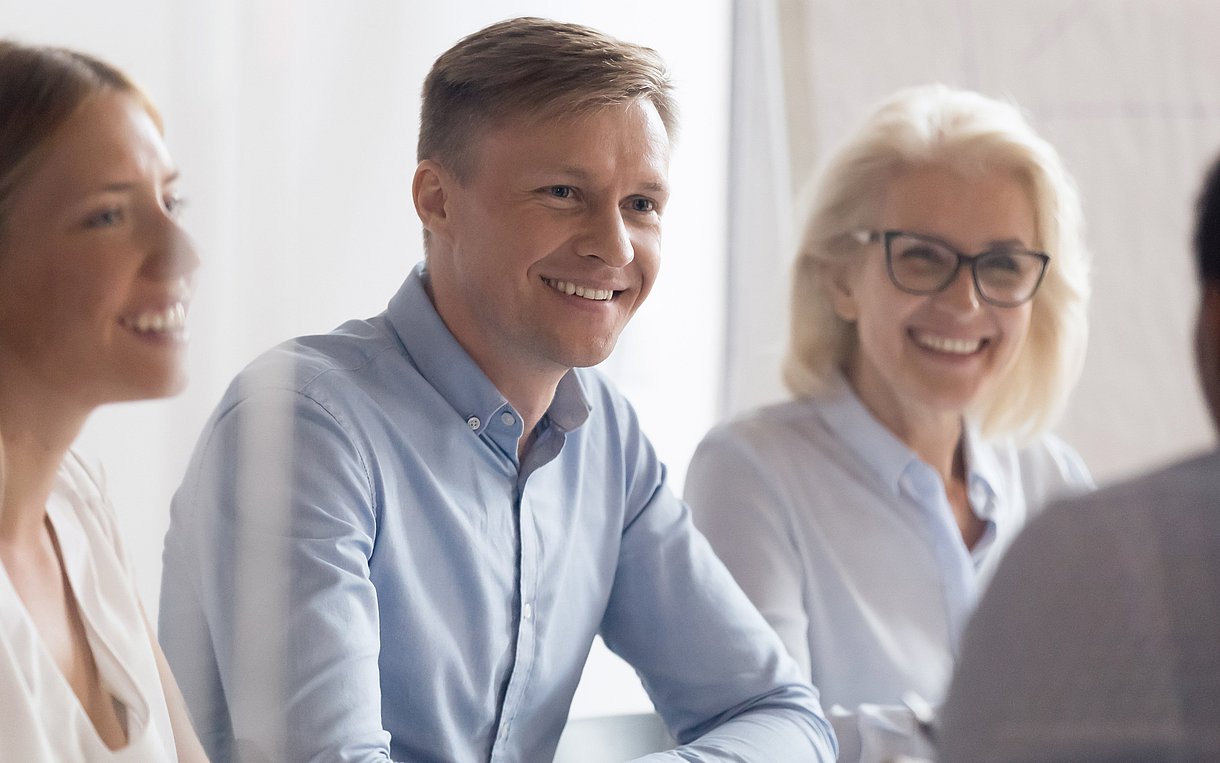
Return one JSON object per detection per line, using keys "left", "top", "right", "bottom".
{"left": 685, "top": 374, "right": 1093, "bottom": 760}
{"left": 160, "top": 263, "right": 836, "bottom": 763}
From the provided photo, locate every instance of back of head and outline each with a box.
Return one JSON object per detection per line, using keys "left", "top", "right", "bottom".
{"left": 0, "top": 40, "right": 157, "bottom": 233}
{"left": 1193, "top": 155, "right": 1220, "bottom": 429}
{"left": 1196, "top": 157, "right": 1220, "bottom": 287}
{"left": 417, "top": 16, "right": 677, "bottom": 181}
{"left": 783, "top": 83, "right": 1091, "bottom": 440}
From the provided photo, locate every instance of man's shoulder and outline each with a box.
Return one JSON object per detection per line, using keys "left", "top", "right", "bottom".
{"left": 1014, "top": 449, "right": 1220, "bottom": 570}
{"left": 570, "top": 366, "right": 630, "bottom": 415}
{"left": 1052, "top": 448, "right": 1220, "bottom": 518}
{"left": 224, "top": 315, "right": 403, "bottom": 406}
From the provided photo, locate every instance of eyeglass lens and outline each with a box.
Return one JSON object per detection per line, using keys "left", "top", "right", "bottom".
{"left": 886, "top": 233, "right": 1045, "bottom": 305}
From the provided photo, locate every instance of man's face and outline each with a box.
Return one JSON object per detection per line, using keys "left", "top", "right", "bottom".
{"left": 421, "top": 99, "right": 670, "bottom": 389}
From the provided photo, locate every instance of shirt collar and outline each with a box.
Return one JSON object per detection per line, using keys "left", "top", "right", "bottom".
{"left": 961, "top": 419, "right": 1002, "bottom": 520}
{"left": 385, "top": 262, "right": 591, "bottom": 440}
{"left": 815, "top": 372, "right": 1001, "bottom": 509}
{"left": 815, "top": 372, "right": 920, "bottom": 497}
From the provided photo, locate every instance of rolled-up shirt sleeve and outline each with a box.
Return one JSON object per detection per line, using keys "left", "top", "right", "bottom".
{"left": 600, "top": 434, "right": 836, "bottom": 761}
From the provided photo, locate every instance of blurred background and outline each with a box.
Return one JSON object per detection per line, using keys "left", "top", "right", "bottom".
{"left": 5, "top": 0, "right": 1218, "bottom": 719}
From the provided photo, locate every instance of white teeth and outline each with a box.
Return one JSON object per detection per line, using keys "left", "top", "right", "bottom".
{"left": 544, "top": 278, "right": 613, "bottom": 301}
{"left": 914, "top": 332, "right": 982, "bottom": 355}
{"left": 124, "top": 302, "right": 188, "bottom": 336}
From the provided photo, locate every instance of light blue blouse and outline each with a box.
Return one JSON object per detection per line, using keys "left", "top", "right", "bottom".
{"left": 685, "top": 374, "right": 1092, "bottom": 760}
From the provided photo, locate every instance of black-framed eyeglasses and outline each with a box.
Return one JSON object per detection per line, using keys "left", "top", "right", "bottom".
{"left": 851, "top": 229, "right": 1050, "bottom": 308}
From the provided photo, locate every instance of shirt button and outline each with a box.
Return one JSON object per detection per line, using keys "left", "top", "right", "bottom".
{"left": 466, "top": 416, "right": 481, "bottom": 431}
{"left": 500, "top": 411, "right": 515, "bottom": 426}
{"left": 521, "top": 602, "right": 533, "bottom": 621}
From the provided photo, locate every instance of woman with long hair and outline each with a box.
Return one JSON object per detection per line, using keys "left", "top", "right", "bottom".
{"left": 0, "top": 40, "right": 206, "bottom": 761}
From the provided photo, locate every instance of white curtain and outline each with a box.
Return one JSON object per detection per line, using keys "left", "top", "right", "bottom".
{"left": 727, "top": 0, "right": 1220, "bottom": 482}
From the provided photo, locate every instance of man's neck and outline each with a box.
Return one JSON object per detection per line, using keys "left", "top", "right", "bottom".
{"left": 496, "top": 371, "right": 561, "bottom": 458}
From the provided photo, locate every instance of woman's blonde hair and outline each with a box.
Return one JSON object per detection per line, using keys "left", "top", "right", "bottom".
{"left": 782, "top": 84, "right": 1090, "bottom": 440}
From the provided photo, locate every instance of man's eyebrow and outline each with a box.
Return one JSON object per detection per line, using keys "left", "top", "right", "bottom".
{"left": 551, "top": 166, "right": 670, "bottom": 193}
{"left": 639, "top": 180, "right": 669, "bottom": 195}
{"left": 552, "top": 165, "right": 593, "bottom": 181}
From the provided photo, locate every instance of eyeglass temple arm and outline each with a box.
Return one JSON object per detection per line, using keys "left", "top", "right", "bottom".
{"left": 849, "top": 229, "right": 881, "bottom": 245}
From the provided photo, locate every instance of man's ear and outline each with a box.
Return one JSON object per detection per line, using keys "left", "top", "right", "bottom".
{"left": 821, "top": 260, "right": 860, "bottom": 323}
{"left": 413, "top": 160, "right": 453, "bottom": 237}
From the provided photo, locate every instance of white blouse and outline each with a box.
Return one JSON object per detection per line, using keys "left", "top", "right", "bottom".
{"left": 685, "top": 376, "right": 1093, "bottom": 761}
{"left": 0, "top": 453, "right": 178, "bottom": 762}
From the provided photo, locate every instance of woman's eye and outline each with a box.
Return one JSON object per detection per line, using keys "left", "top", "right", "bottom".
{"left": 982, "top": 252, "right": 1021, "bottom": 272}
{"left": 165, "top": 193, "right": 187, "bottom": 217}
{"left": 85, "top": 208, "right": 123, "bottom": 228}
{"left": 899, "top": 246, "right": 942, "bottom": 263}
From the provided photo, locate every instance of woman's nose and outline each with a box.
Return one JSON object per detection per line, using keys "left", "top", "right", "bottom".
{"left": 936, "top": 263, "right": 982, "bottom": 312}
{"left": 142, "top": 217, "right": 200, "bottom": 282}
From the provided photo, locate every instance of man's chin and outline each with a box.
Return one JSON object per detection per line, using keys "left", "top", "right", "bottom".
{"left": 557, "top": 340, "right": 619, "bottom": 370}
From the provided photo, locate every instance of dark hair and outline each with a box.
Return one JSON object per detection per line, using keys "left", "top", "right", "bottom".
{"left": 1195, "top": 155, "right": 1220, "bottom": 285}
{"left": 418, "top": 16, "right": 677, "bottom": 180}
{"left": 0, "top": 40, "right": 158, "bottom": 231}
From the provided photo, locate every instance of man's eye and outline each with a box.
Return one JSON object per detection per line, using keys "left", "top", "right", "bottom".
{"left": 549, "top": 186, "right": 573, "bottom": 199}
{"left": 629, "top": 197, "right": 656, "bottom": 213}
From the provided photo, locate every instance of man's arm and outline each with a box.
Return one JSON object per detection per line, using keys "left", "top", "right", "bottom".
{"left": 599, "top": 465, "right": 837, "bottom": 761}
{"left": 161, "top": 387, "right": 397, "bottom": 762}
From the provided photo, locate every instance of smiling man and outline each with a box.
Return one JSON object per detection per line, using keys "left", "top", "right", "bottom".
{"left": 158, "top": 17, "right": 835, "bottom": 763}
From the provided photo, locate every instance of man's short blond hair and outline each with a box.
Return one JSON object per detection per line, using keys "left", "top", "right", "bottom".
{"left": 418, "top": 17, "right": 677, "bottom": 181}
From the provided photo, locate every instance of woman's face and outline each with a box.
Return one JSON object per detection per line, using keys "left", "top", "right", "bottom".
{"left": 0, "top": 91, "right": 198, "bottom": 411}
{"left": 831, "top": 164, "right": 1037, "bottom": 433}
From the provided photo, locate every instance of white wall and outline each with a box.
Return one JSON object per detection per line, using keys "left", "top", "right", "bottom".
{"left": 4, "top": 1, "right": 730, "bottom": 718}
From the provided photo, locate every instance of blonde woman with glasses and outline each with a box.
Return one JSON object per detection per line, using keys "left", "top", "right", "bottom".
{"left": 685, "top": 84, "right": 1093, "bottom": 761}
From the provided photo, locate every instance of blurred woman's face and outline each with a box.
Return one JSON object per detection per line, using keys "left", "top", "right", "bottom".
{"left": 0, "top": 92, "right": 198, "bottom": 411}
{"left": 830, "top": 164, "right": 1036, "bottom": 433}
